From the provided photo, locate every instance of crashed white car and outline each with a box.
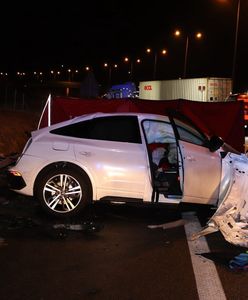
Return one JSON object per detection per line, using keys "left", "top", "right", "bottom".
{"left": 7, "top": 111, "right": 245, "bottom": 237}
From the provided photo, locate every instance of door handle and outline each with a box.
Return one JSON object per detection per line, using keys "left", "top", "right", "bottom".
{"left": 79, "top": 151, "right": 91, "bottom": 157}
{"left": 185, "top": 155, "right": 195, "bottom": 161}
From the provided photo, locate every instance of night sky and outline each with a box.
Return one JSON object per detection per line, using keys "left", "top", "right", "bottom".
{"left": 0, "top": 0, "right": 247, "bottom": 91}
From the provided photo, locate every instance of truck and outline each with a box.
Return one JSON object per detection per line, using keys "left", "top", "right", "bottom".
{"left": 139, "top": 77, "right": 232, "bottom": 102}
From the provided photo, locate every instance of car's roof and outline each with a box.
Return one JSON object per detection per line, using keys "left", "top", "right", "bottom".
{"left": 72, "top": 111, "right": 167, "bottom": 121}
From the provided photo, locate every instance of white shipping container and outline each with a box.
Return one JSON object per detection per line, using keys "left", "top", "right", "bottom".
{"left": 139, "top": 77, "right": 232, "bottom": 101}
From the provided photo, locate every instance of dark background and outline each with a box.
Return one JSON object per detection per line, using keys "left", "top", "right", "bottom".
{"left": 0, "top": 0, "right": 247, "bottom": 91}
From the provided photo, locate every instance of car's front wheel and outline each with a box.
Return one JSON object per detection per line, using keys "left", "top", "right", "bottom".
{"left": 35, "top": 165, "right": 92, "bottom": 217}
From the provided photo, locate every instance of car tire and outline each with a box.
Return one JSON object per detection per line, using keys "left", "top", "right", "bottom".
{"left": 35, "top": 165, "right": 92, "bottom": 218}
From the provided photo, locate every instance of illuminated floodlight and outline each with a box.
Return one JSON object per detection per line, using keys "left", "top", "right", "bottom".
{"left": 174, "top": 30, "right": 181, "bottom": 36}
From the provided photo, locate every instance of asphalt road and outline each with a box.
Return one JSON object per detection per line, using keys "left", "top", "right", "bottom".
{"left": 0, "top": 186, "right": 248, "bottom": 300}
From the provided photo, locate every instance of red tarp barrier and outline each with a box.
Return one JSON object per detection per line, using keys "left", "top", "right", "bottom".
{"left": 38, "top": 96, "right": 245, "bottom": 153}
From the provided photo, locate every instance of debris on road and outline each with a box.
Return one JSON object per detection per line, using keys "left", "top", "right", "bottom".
{"left": 148, "top": 219, "right": 185, "bottom": 230}
{"left": 53, "top": 221, "right": 104, "bottom": 233}
{"left": 229, "top": 251, "right": 248, "bottom": 271}
{"left": 0, "top": 214, "right": 38, "bottom": 231}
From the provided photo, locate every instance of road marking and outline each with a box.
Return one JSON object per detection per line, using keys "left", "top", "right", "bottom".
{"left": 182, "top": 212, "right": 226, "bottom": 300}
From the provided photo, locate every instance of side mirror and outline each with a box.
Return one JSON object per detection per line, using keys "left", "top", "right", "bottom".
{"left": 209, "top": 135, "right": 224, "bottom": 152}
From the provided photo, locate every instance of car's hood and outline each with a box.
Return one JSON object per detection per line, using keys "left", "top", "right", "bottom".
{"left": 192, "top": 152, "right": 248, "bottom": 248}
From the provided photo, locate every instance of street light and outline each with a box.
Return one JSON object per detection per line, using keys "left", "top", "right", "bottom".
{"left": 104, "top": 62, "right": 118, "bottom": 86}
{"left": 174, "top": 30, "right": 203, "bottom": 78}
{"left": 146, "top": 48, "right": 167, "bottom": 80}
{"left": 67, "top": 69, "right": 71, "bottom": 81}
{"left": 124, "top": 57, "right": 141, "bottom": 81}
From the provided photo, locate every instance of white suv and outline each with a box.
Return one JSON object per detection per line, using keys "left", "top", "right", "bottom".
{"left": 8, "top": 111, "right": 229, "bottom": 218}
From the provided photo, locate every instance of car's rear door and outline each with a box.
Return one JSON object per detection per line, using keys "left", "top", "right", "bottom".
{"left": 73, "top": 115, "right": 148, "bottom": 199}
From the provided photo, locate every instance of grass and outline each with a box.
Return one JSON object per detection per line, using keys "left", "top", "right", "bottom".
{"left": 0, "top": 110, "right": 40, "bottom": 156}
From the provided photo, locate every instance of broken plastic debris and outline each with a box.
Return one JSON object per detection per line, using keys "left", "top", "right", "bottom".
{"left": 148, "top": 219, "right": 185, "bottom": 230}
{"left": 192, "top": 153, "right": 248, "bottom": 248}
{"left": 53, "top": 221, "right": 104, "bottom": 233}
{"left": 190, "top": 224, "right": 219, "bottom": 241}
{"left": 229, "top": 251, "right": 248, "bottom": 270}
{"left": 0, "top": 214, "right": 38, "bottom": 231}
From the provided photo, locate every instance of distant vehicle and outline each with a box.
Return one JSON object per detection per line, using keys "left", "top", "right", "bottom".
{"left": 104, "top": 82, "right": 138, "bottom": 99}
{"left": 7, "top": 111, "right": 240, "bottom": 218}
{"left": 139, "top": 77, "right": 232, "bottom": 101}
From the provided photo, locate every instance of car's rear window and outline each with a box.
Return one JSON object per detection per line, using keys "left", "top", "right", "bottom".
{"left": 50, "top": 115, "right": 142, "bottom": 144}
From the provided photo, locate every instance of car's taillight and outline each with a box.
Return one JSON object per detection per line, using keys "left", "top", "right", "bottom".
{"left": 9, "top": 170, "right": 22, "bottom": 177}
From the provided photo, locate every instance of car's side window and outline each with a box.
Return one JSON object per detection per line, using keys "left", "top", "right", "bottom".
{"left": 143, "top": 120, "right": 177, "bottom": 167}
{"left": 143, "top": 120, "right": 176, "bottom": 144}
{"left": 51, "top": 116, "right": 142, "bottom": 144}
{"left": 173, "top": 118, "right": 207, "bottom": 146}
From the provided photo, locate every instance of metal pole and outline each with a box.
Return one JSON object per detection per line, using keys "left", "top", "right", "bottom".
{"left": 232, "top": 0, "right": 240, "bottom": 92}
{"left": 183, "top": 36, "right": 189, "bottom": 78}
{"left": 22, "top": 93, "right": 25, "bottom": 110}
{"left": 14, "top": 88, "right": 17, "bottom": 110}
{"left": 130, "top": 61, "right": 133, "bottom": 81}
{"left": 153, "top": 52, "right": 158, "bottom": 80}
{"left": 108, "top": 66, "right": 112, "bottom": 86}
{"left": 4, "top": 85, "right": 8, "bottom": 108}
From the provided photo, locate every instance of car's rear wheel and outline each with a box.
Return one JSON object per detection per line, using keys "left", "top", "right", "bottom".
{"left": 35, "top": 166, "right": 92, "bottom": 217}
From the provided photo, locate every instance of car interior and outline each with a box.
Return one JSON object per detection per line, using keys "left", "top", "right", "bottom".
{"left": 148, "top": 142, "right": 182, "bottom": 202}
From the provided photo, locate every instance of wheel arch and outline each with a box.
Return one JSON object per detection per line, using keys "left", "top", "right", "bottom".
{"left": 33, "top": 161, "right": 94, "bottom": 199}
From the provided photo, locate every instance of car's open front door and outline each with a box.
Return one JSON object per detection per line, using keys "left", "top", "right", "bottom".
{"left": 168, "top": 111, "right": 222, "bottom": 205}
{"left": 142, "top": 119, "right": 183, "bottom": 203}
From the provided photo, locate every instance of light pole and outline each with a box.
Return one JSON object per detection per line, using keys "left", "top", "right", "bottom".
{"left": 174, "top": 30, "right": 202, "bottom": 78}
{"left": 216, "top": 0, "right": 241, "bottom": 92}
{"left": 124, "top": 57, "right": 141, "bottom": 81}
{"left": 183, "top": 36, "right": 189, "bottom": 79}
{"left": 232, "top": 0, "right": 240, "bottom": 92}
{"left": 146, "top": 48, "right": 167, "bottom": 80}
{"left": 104, "top": 63, "right": 117, "bottom": 86}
